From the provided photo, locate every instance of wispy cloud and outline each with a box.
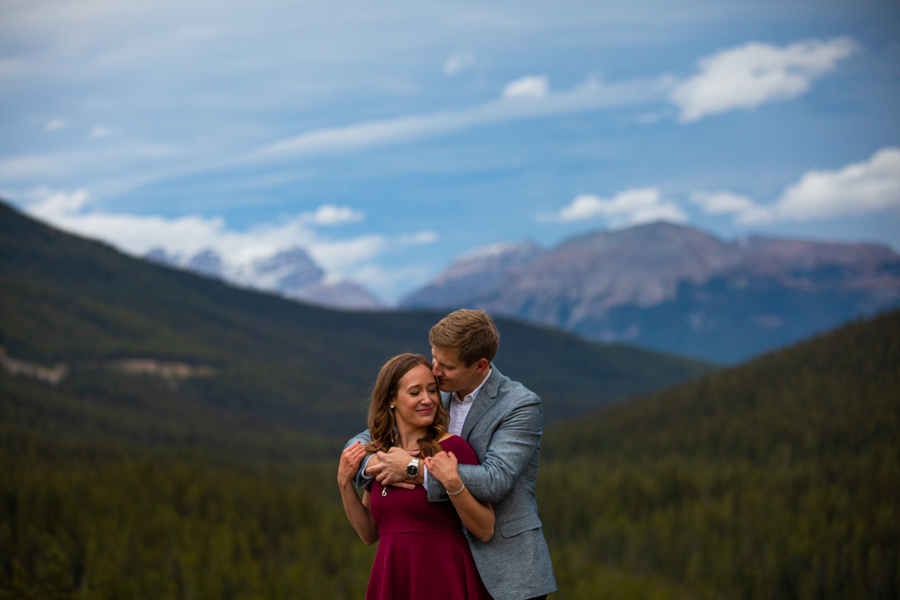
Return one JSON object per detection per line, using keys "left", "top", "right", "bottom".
{"left": 0, "top": 74, "right": 666, "bottom": 207}
{"left": 44, "top": 117, "right": 68, "bottom": 132}
{"left": 502, "top": 75, "right": 549, "bottom": 99}
{"left": 88, "top": 125, "right": 114, "bottom": 139}
{"left": 248, "top": 75, "right": 668, "bottom": 164}
{"left": 671, "top": 37, "right": 858, "bottom": 122}
{"left": 692, "top": 146, "right": 900, "bottom": 223}
{"left": 301, "top": 204, "right": 365, "bottom": 226}
{"left": 443, "top": 50, "right": 476, "bottom": 76}
{"left": 539, "top": 187, "right": 687, "bottom": 227}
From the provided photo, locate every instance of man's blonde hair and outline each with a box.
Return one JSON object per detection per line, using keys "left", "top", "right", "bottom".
{"left": 429, "top": 309, "right": 499, "bottom": 367}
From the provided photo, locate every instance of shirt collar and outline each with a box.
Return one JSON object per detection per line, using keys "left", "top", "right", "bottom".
{"left": 453, "top": 368, "right": 492, "bottom": 405}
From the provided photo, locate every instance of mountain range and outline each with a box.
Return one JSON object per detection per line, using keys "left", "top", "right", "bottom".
{"left": 145, "top": 245, "right": 382, "bottom": 310}
{"left": 0, "top": 199, "right": 708, "bottom": 455}
{"left": 401, "top": 222, "right": 900, "bottom": 363}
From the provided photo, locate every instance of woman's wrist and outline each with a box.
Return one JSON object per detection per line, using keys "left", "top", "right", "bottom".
{"left": 445, "top": 477, "right": 463, "bottom": 494}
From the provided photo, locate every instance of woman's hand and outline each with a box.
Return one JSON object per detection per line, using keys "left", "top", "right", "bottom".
{"left": 337, "top": 441, "right": 379, "bottom": 545}
{"left": 338, "top": 442, "right": 367, "bottom": 487}
{"left": 424, "top": 451, "right": 463, "bottom": 493}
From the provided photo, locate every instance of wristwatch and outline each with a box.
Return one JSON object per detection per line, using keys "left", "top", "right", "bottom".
{"left": 406, "top": 457, "right": 420, "bottom": 478}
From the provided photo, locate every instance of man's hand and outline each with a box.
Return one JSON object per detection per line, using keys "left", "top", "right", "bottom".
{"left": 363, "top": 453, "right": 382, "bottom": 477}
{"left": 371, "top": 446, "right": 422, "bottom": 489}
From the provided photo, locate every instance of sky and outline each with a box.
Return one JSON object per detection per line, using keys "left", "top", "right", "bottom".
{"left": 2, "top": 0, "right": 899, "bottom": 304}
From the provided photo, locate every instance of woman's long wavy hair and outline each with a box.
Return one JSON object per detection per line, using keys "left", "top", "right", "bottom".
{"left": 365, "top": 353, "right": 449, "bottom": 458}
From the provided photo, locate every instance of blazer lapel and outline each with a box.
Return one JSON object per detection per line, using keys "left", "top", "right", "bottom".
{"left": 462, "top": 366, "right": 501, "bottom": 441}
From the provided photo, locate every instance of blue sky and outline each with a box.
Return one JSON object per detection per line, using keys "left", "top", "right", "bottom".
{"left": 2, "top": 0, "right": 899, "bottom": 303}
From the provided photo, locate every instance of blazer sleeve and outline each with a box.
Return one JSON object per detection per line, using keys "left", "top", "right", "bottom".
{"left": 444, "top": 435, "right": 479, "bottom": 466}
{"left": 345, "top": 429, "right": 373, "bottom": 488}
{"left": 427, "top": 392, "right": 542, "bottom": 505}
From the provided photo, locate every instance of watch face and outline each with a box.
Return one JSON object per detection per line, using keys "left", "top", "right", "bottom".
{"left": 406, "top": 464, "right": 419, "bottom": 477}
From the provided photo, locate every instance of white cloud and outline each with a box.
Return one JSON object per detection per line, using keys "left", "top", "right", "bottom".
{"left": 691, "top": 147, "right": 900, "bottom": 224}
{"left": 502, "top": 75, "right": 549, "bottom": 99}
{"left": 26, "top": 187, "right": 91, "bottom": 218}
{"left": 671, "top": 37, "right": 858, "bottom": 122}
{"left": 775, "top": 146, "right": 900, "bottom": 220}
{"left": 690, "top": 190, "right": 772, "bottom": 225}
{"left": 19, "top": 188, "right": 423, "bottom": 278}
{"left": 540, "top": 187, "right": 687, "bottom": 227}
{"left": 44, "top": 117, "right": 68, "bottom": 132}
{"left": 443, "top": 50, "right": 476, "bottom": 76}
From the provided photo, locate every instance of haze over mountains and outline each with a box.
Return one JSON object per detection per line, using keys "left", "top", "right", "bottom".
{"left": 0, "top": 199, "right": 708, "bottom": 448}
{"left": 136, "top": 217, "right": 900, "bottom": 364}
{"left": 402, "top": 222, "right": 900, "bottom": 363}
{"left": 146, "top": 245, "right": 382, "bottom": 310}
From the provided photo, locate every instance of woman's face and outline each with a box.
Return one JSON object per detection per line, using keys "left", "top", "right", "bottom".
{"left": 392, "top": 363, "right": 439, "bottom": 431}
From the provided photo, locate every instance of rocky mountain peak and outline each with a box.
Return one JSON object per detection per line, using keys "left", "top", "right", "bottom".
{"left": 399, "top": 221, "right": 900, "bottom": 362}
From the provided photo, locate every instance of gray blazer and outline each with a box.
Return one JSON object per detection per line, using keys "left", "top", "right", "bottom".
{"left": 348, "top": 366, "right": 557, "bottom": 600}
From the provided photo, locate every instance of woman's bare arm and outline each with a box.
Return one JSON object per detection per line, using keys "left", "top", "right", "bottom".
{"left": 338, "top": 442, "right": 379, "bottom": 545}
{"left": 425, "top": 451, "right": 495, "bottom": 542}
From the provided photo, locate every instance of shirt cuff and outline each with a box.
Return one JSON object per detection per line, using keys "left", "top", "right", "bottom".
{"left": 422, "top": 464, "right": 429, "bottom": 491}
{"left": 355, "top": 454, "right": 375, "bottom": 488}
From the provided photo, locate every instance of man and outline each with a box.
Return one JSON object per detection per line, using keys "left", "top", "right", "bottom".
{"left": 346, "top": 309, "right": 557, "bottom": 600}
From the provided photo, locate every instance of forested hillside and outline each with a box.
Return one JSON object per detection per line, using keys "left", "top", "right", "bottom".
{"left": 0, "top": 199, "right": 707, "bottom": 456}
{"left": 540, "top": 309, "right": 900, "bottom": 599}
{"left": 3, "top": 310, "right": 895, "bottom": 599}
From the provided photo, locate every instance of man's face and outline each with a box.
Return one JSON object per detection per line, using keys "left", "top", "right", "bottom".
{"left": 431, "top": 346, "right": 486, "bottom": 396}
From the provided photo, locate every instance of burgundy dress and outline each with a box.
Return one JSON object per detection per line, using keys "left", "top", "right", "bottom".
{"left": 365, "top": 435, "right": 491, "bottom": 600}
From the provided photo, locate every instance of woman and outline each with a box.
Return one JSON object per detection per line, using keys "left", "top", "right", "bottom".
{"left": 337, "top": 353, "right": 493, "bottom": 600}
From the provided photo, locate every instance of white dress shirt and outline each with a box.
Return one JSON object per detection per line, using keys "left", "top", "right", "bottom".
{"left": 424, "top": 369, "right": 491, "bottom": 490}
{"left": 448, "top": 369, "right": 491, "bottom": 435}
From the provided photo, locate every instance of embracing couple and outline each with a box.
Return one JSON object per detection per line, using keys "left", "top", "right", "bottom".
{"left": 337, "top": 309, "right": 557, "bottom": 600}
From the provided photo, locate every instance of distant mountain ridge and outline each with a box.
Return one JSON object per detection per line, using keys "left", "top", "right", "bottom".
{"left": 401, "top": 222, "right": 900, "bottom": 362}
{"left": 0, "top": 199, "right": 709, "bottom": 455}
{"left": 146, "top": 245, "right": 382, "bottom": 310}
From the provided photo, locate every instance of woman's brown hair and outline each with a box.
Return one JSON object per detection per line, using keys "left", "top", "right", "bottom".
{"left": 365, "top": 353, "right": 449, "bottom": 458}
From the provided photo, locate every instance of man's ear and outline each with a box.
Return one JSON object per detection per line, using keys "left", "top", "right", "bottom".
{"left": 475, "top": 358, "right": 489, "bottom": 373}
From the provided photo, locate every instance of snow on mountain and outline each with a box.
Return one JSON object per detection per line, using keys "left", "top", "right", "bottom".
{"left": 145, "top": 246, "right": 382, "bottom": 310}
